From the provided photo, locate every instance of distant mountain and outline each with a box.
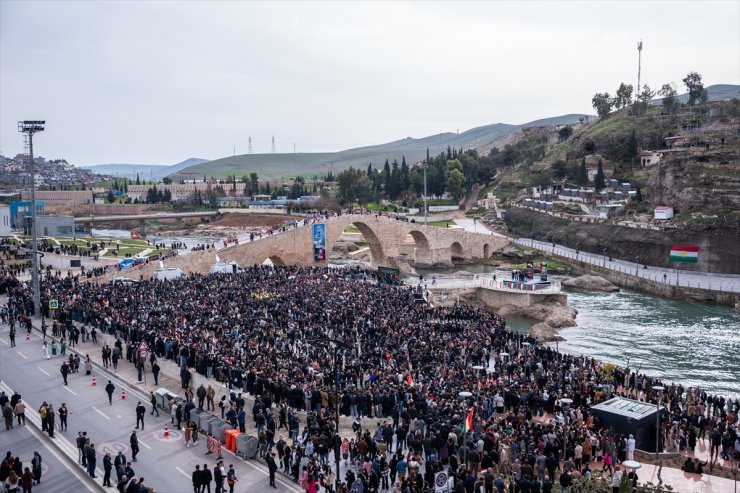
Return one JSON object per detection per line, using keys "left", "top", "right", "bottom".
{"left": 651, "top": 84, "right": 739, "bottom": 105}
{"left": 82, "top": 158, "right": 209, "bottom": 180}
{"left": 170, "top": 114, "right": 587, "bottom": 180}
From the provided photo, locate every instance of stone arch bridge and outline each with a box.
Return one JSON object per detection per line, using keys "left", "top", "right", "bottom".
{"left": 122, "top": 215, "right": 509, "bottom": 278}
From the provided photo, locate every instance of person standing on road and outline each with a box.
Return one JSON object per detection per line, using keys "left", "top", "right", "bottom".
{"left": 191, "top": 465, "right": 202, "bottom": 493}
{"left": 197, "top": 384, "right": 206, "bottom": 410}
{"left": 105, "top": 381, "right": 115, "bottom": 406}
{"left": 135, "top": 401, "right": 146, "bottom": 430}
{"left": 13, "top": 399, "right": 25, "bottom": 426}
{"left": 213, "top": 460, "right": 225, "bottom": 493}
{"left": 149, "top": 392, "right": 159, "bottom": 417}
{"left": 8, "top": 326, "right": 15, "bottom": 347}
{"left": 102, "top": 345, "right": 110, "bottom": 369}
{"left": 111, "top": 348, "right": 119, "bottom": 371}
{"left": 60, "top": 361, "right": 70, "bottom": 386}
{"left": 152, "top": 362, "right": 160, "bottom": 386}
{"left": 226, "top": 464, "right": 237, "bottom": 493}
{"left": 265, "top": 451, "right": 278, "bottom": 488}
{"left": 103, "top": 452, "right": 112, "bottom": 487}
{"left": 58, "top": 403, "right": 68, "bottom": 431}
{"left": 2, "top": 402, "right": 12, "bottom": 430}
{"left": 46, "top": 405, "right": 55, "bottom": 438}
{"left": 77, "top": 432, "right": 86, "bottom": 465}
{"left": 113, "top": 451, "right": 126, "bottom": 483}
{"left": 31, "top": 451, "right": 42, "bottom": 485}
{"left": 206, "top": 386, "right": 215, "bottom": 411}
{"left": 130, "top": 430, "right": 139, "bottom": 462}
{"left": 38, "top": 403, "right": 47, "bottom": 433}
{"left": 86, "top": 443, "right": 97, "bottom": 478}
{"left": 201, "top": 464, "right": 212, "bottom": 493}
{"left": 41, "top": 342, "right": 49, "bottom": 360}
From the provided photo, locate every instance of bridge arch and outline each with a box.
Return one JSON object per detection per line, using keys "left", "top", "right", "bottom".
{"left": 483, "top": 243, "right": 490, "bottom": 258}
{"left": 261, "top": 255, "right": 286, "bottom": 266}
{"left": 328, "top": 220, "right": 388, "bottom": 266}
{"left": 450, "top": 241, "right": 465, "bottom": 260}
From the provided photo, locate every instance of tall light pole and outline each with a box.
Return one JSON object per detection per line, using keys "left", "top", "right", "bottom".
{"left": 637, "top": 41, "right": 643, "bottom": 97}
{"left": 18, "top": 121, "right": 45, "bottom": 318}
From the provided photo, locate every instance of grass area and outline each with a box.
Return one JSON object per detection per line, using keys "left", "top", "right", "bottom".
{"left": 344, "top": 225, "right": 360, "bottom": 233}
{"left": 426, "top": 220, "right": 456, "bottom": 228}
{"left": 465, "top": 207, "right": 487, "bottom": 217}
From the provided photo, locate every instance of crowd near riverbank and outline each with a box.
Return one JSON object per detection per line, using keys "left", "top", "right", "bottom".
{"left": 1, "top": 240, "right": 739, "bottom": 492}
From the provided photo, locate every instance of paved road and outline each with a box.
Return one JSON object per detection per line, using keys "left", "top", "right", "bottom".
{"left": 514, "top": 238, "right": 740, "bottom": 293}
{"left": 0, "top": 330, "right": 302, "bottom": 493}
{"left": 0, "top": 408, "right": 98, "bottom": 492}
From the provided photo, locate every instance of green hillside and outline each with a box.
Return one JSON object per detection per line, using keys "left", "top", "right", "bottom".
{"left": 169, "top": 114, "right": 586, "bottom": 180}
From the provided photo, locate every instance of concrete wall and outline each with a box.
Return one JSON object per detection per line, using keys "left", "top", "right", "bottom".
{"left": 476, "top": 288, "right": 567, "bottom": 310}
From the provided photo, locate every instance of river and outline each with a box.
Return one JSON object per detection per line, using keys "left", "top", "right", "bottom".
{"left": 416, "top": 265, "right": 740, "bottom": 400}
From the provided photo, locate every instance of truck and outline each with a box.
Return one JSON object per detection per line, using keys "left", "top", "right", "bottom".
{"left": 210, "top": 261, "right": 244, "bottom": 274}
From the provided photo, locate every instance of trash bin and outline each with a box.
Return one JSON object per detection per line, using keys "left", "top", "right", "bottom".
{"left": 238, "top": 434, "right": 259, "bottom": 459}
{"left": 211, "top": 420, "right": 228, "bottom": 442}
{"left": 199, "top": 412, "right": 216, "bottom": 433}
{"left": 155, "top": 388, "right": 177, "bottom": 410}
{"left": 189, "top": 407, "right": 204, "bottom": 422}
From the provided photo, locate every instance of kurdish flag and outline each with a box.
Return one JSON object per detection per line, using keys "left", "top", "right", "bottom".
{"left": 464, "top": 409, "right": 474, "bottom": 433}
{"left": 669, "top": 245, "right": 699, "bottom": 263}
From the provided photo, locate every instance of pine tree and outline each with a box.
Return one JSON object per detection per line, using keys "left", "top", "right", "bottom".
{"left": 594, "top": 160, "right": 606, "bottom": 191}
{"left": 136, "top": 173, "right": 140, "bottom": 185}
{"left": 367, "top": 163, "right": 372, "bottom": 177}
{"left": 579, "top": 158, "right": 588, "bottom": 186}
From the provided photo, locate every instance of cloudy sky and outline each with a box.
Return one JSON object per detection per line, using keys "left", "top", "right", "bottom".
{"left": 1, "top": 1, "right": 737, "bottom": 165}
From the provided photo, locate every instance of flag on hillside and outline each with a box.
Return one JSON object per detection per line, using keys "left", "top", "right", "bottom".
{"left": 406, "top": 374, "right": 413, "bottom": 387}
{"left": 669, "top": 245, "right": 699, "bottom": 263}
{"left": 464, "top": 408, "right": 474, "bottom": 433}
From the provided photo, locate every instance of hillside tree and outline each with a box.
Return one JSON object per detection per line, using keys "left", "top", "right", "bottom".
{"left": 592, "top": 92, "right": 613, "bottom": 119}
{"left": 445, "top": 159, "right": 466, "bottom": 201}
{"left": 579, "top": 158, "right": 588, "bottom": 186}
{"left": 558, "top": 126, "right": 573, "bottom": 142}
{"left": 614, "top": 83, "right": 634, "bottom": 109}
{"left": 682, "top": 71, "right": 705, "bottom": 105}
{"left": 658, "top": 84, "right": 679, "bottom": 113}
{"left": 337, "top": 167, "right": 372, "bottom": 205}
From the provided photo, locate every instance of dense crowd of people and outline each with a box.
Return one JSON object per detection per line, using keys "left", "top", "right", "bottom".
{"left": 3, "top": 259, "right": 739, "bottom": 492}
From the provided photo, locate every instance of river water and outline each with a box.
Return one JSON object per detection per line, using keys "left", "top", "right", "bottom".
{"left": 415, "top": 265, "right": 740, "bottom": 400}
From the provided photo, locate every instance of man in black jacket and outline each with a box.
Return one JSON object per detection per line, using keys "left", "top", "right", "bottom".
{"left": 130, "top": 430, "right": 139, "bottom": 462}
{"left": 135, "top": 401, "right": 146, "bottom": 430}
{"left": 266, "top": 452, "right": 278, "bottom": 488}
{"left": 191, "top": 464, "right": 202, "bottom": 493}
{"left": 103, "top": 452, "right": 113, "bottom": 487}
{"left": 105, "top": 381, "right": 115, "bottom": 406}
{"left": 201, "top": 464, "right": 213, "bottom": 493}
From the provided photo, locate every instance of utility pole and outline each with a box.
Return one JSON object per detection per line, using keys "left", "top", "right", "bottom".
{"left": 421, "top": 162, "right": 428, "bottom": 226}
{"left": 248, "top": 136, "right": 253, "bottom": 154}
{"left": 271, "top": 136, "right": 276, "bottom": 153}
{"left": 18, "top": 121, "right": 45, "bottom": 318}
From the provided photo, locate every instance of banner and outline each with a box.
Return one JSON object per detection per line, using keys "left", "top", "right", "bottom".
{"left": 313, "top": 224, "right": 326, "bottom": 262}
{"left": 669, "top": 244, "right": 699, "bottom": 263}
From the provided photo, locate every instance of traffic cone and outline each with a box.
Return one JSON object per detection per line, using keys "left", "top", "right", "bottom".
{"left": 163, "top": 424, "right": 169, "bottom": 438}
{"left": 121, "top": 389, "right": 126, "bottom": 400}
{"left": 92, "top": 376, "right": 97, "bottom": 386}
{"left": 26, "top": 333, "right": 30, "bottom": 341}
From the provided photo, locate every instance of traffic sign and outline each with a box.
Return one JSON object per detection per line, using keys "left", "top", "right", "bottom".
{"left": 49, "top": 300, "right": 58, "bottom": 310}
{"left": 138, "top": 341, "right": 149, "bottom": 359}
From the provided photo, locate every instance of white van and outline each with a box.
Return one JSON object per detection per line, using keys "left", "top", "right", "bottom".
{"left": 154, "top": 267, "right": 184, "bottom": 281}
{"left": 210, "top": 261, "right": 244, "bottom": 274}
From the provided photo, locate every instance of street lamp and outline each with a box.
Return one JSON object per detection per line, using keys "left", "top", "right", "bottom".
{"left": 18, "top": 120, "right": 45, "bottom": 318}
{"left": 420, "top": 162, "right": 429, "bottom": 226}
{"left": 652, "top": 386, "right": 665, "bottom": 463}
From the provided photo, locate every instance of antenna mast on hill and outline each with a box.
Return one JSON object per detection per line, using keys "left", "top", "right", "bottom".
{"left": 271, "top": 136, "right": 276, "bottom": 153}
{"left": 637, "top": 40, "right": 643, "bottom": 96}
{"left": 248, "top": 136, "right": 253, "bottom": 154}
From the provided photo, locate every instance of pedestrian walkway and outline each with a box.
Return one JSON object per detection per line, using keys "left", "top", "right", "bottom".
{"left": 514, "top": 238, "right": 740, "bottom": 293}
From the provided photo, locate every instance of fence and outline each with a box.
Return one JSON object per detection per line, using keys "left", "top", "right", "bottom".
{"left": 513, "top": 238, "right": 740, "bottom": 294}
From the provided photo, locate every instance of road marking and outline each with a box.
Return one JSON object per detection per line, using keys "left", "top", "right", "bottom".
{"left": 0, "top": 338, "right": 8, "bottom": 346}
{"left": 92, "top": 406, "right": 110, "bottom": 420}
{"left": 175, "top": 466, "right": 190, "bottom": 479}
{"left": 37, "top": 366, "right": 50, "bottom": 376}
{"left": 138, "top": 438, "right": 152, "bottom": 450}
{"left": 16, "top": 350, "right": 28, "bottom": 359}
{"left": 63, "top": 386, "right": 78, "bottom": 396}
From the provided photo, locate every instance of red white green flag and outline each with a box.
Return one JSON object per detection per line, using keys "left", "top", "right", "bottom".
{"left": 669, "top": 245, "right": 699, "bottom": 263}
{"left": 464, "top": 409, "right": 473, "bottom": 432}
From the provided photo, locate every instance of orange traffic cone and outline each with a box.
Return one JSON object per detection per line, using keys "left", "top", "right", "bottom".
{"left": 164, "top": 424, "right": 169, "bottom": 438}
{"left": 92, "top": 376, "right": 97, "bottom": 386}
{"left": 121, "top": 389, "right": 126, "bottom": 400}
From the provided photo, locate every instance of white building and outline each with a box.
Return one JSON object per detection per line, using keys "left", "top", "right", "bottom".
{"left": 654, "top": 206, "right": 674, "bottom": 220}
{"left": 0, "top": 206, "right": 11, "bottom": 236}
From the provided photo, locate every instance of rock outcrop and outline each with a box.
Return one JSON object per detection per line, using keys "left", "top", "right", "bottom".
{"left": 563, "top": 275, "right": 619, "bottom": 292}
{"left": 498, "top": 301, "right": 578, "bottom": 342}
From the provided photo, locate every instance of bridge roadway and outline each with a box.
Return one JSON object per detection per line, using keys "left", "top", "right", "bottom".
{"left": 73, "top": 211, "right": 219, "bottom": 223}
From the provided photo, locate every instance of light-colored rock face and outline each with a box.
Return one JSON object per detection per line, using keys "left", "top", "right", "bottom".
{"left": 562, "top": 275, "right": 620, "bottom": 292}
{"left": 499, "top": 301, "right": 578, "bottom": 342}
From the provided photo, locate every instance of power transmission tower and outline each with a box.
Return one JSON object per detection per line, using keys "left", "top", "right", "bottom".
{"left": 248, "top": 136, "right": 253, "bottom": 154}
{"left": 271, "top": 136, "right": 276, "bottom": 153}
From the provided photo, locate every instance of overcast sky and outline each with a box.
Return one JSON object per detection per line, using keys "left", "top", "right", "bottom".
{"left": 1, "top": 1, "right": 738, "bottom": 165}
